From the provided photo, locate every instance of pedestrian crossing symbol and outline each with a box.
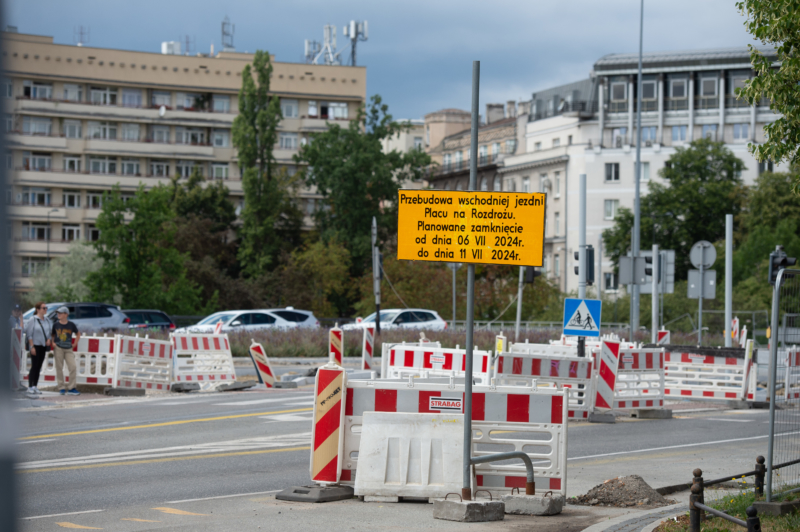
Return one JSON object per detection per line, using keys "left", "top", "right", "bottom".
{"left": 563, "top": 298, "right": 602, "bottom": 338}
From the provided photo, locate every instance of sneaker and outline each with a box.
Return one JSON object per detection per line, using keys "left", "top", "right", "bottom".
{"left": 59, "top": 389, "right": 66, "bottom": 395}
{"left": 27, "top": 387, "right": 36, "bottom": 395}
{"left": 68, "top": 389, "right": 80, "bottom": 396}
{"left": 32, "top": 387, "right": 42, "bottom": 395}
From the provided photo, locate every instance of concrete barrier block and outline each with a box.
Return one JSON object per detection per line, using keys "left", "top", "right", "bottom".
{"left": 588, "top": 412, "right": 616, "bottom": 424}
{"left": 364, "top": 495, "right": 399, "bottom": 502}
{"left": 171, "top": 383, "right": 200, "bottom": 393}
{"left": 502, "top": 493, "right": 564, "bottom": 515}
{"left": 633, "top": 409, "right": 673, "bottom": 419}
{"left": 104, "top": 387, "right": 145, "bottom": 397}
{"left": 274, "top": 381, "right": 298, "bottom": 389}
{"left": 433, "top": 500, "right": 505, "bottom": 522}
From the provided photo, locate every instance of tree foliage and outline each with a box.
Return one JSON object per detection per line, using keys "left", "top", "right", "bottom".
{"left": 232, "top": 50, "right": 302, "bottom": 276}
{"left": 296, "top": 95, "right": 432, "bottom": 278}
{"left": 736, "top": 1, "right": 800, "bottom": 171}
{"left": 26, "top": 242, "right": 101, "bottom": 306}
{"left": 169, "top": 170, "right": 236, "bottom": 234}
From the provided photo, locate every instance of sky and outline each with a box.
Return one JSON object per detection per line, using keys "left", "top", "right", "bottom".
{"left": 6, "top": 1, "right": 757, "bottom": 120}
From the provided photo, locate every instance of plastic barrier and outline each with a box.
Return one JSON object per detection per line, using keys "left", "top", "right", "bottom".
{"left": 612, "top": 348, "right": 665, "bottom": 409}
{"left": 385, "top": 345, "right": 492, "bottom": 384}
{"left": 362, "top": 326, "right": 375, "bottom": 371}
{"left": 329, "top": 326, "right": 343, "bottom": 365}
{"left": 10, "top": 328, "right": 23, "bottom": 390}
{"left": 115, "top": 335, "right": 173, "bottom": 390}
{"left": 310, "top": 363, "right": 347, "bottom": 484}
{"left": 171, "top": 333, "right": 237, "bottom": 391}
{"left": 785, "top": 348, "right": 800, "bottom": 401}
{"left": 249, "top": 340, "right": 276, "bottom": 388}
{"left": 593, "top": 340, "right": 621, "bottom": 410}
{"left": 379, "top": 340, "right": 442, "bottom": 380}
{"left": 494, "top": 350, "right": 594, "bottom": 419}
{"left": 663, "top": 340, "right": 754, "bottom": 401}
{"left": 19, "top": 334, "right": 118, "bottom": 389}
{"left": 510, "top": 341, "right": 578, "bottom": 357}
{"left": 341, "top": 378, "right": 568, "bottom": 495}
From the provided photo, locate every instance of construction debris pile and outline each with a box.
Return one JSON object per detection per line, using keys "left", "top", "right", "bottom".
{"left": 571, "top": 475, "right": 674, "bottom": 509}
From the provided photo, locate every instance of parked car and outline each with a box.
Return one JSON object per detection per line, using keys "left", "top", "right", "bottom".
{"left": 265, "top": 307, "right": 320, "bottom": 329}
{"left": 44, "top": 303, "right": 129, "bottom": 332}
{"left": 342, "top": 309, "right": 447, "bottom": 331}
{"left": 123, "top": 310, "right": 176, "bottom": 331}
{"left": 176, "top": 309, "right": 298, "bottom": 334}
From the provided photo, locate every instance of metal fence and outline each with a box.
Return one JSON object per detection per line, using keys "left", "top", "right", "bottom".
{"left": 448, "top": 320, "right": 628, "bottom": 331}
{"left": 698, "top": 310, "right": 770, "bottom": 346}
{"left": 766, "top": 269, "right": 800, "bottom": 501}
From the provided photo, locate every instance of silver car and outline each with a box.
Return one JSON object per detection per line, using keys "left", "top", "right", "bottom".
{"left": 343, "top": 309, "right": 448, "bottom": 331}
{"left": 44, "top": 303, "right": 130, "bottom": 332}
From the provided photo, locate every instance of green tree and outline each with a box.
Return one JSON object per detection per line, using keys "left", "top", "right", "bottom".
{"left": 296, "top": 95, "right": 432, "bottom": 279}
{"left": 86, "top": 184, "right": 206, "bottom": 314}
{"left": 736, "top": 1, "right": 800, "bottom": 171}
{"left": 232, "top": 50, "right": 302, "bottom": 276}
{"left": 26, "top": 242, "right": 101, "bottom": 306}
{"left": 169, "top": 170, "right": 236, "bottom": 234}
{"left": 740, "top": 171, "right": 800, "bottom": 233}
{"left": 602, "top": 139, "right": 746, "bottom": 280}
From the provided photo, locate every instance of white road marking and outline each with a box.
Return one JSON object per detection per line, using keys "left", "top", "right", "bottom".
{"left": 214, "top": 396, "right": 312, "bottom": 406}
{"left": 17, "top": 432, "right": 311, "bottom": 470}
{"left": 166, "top": 490, "right": 281, "bottom": 504}
{"left": 569, "top": 430, "right": 800, "bottom": 462}
{"left": 260, "top": 413, "right": 313, "bottom": 423}
{"left": 17, "top": 439, "right": 56, "bottom": 444}
{"left": 704, "top": 418, "right": 753, "bottom": 423}
{"left": 21, "top": 510, "right": 104, "bottom": 520}
{"left": 280, "top": 401, "right": 315, "bottom": 406}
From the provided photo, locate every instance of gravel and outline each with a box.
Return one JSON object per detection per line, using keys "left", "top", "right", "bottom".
{"left": 571, "top": 475, "right": 675, "bottom": 509}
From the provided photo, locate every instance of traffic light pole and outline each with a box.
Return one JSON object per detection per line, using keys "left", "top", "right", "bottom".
{"left": 578, "top": 173, "right": 587, "bottom": 300}
{"left": 651, "top": 244, "right": 658, "bottom": 343}
{"left": 371, "top": 217, "right": 381, "bottom": 335}
{"left": 725, "top": 214, "right": 733, "bottom": 347}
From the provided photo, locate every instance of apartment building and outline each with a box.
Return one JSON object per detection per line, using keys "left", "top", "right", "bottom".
{"left": 2, "top": 30, "right": 366, "bottom": 290}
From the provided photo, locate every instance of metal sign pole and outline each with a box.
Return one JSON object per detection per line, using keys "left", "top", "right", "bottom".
{"left": 372, "top": 217, "right": 381, "bottom": 334}
{"left": 698, "top": 244, "right": 704, "bottom": 345}
{"left": 515, "top": 266, "right": 524, "bottom": 342}
{"left": 452, "top": 265, "right": 457, "bottom": 328}
{"left": 652, "top": 244, "right": 658, "bottom": 343}
{"left": 462, "top": 60, "right": 479, "bottom": 502}
{"left": 766, "top": 269, "right": 783, "bottom": 501}
{"left": 725, "top": 214, "right": 733, "bottom": 347}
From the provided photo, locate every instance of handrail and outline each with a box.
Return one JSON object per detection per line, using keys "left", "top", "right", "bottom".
{"left": 694, "top": 502, "right": 747, "bottom": 527}
{"left": 469, "top": 451, "right": 534, "bottom": 499}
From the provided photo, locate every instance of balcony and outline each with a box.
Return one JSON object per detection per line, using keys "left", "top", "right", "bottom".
{"left": 6, "top": 132, "right": 68, "bottom": 150}
{"left": 14, "top": 238, "right": 74, "bottom": 255}
{"left": 635, "top": 100, "right": 658, "bottom": 112}
{"left": 607, "top": 100, "right": 629, "bottom": 113}
{"left": 695, "top": 96, "right": 719, "bottom": 110}
{"left": 530, "top": 100, "right": 597, "bottom": 122}
{"left": 432, "top": 153, "right": 500, "bottom": 176}
{"left": 85, "top": 137, "right": 215, "bottom": 158}
{"left": 7, "top": 204, "right": 66, "bottom": 221}
{"left": 665, "top": 98, "right": 689, "bottom": 111}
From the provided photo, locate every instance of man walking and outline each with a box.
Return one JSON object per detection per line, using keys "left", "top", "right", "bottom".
{"left": 52, "top": 306, "right": 81, "bottom": 396}
{"left": 23, "top": 302, "right": 52, "bottom": 395}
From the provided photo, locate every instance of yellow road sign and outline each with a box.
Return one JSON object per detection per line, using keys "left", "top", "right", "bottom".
{"left": 397, "top": 190, "right": 546, "bottom": 266}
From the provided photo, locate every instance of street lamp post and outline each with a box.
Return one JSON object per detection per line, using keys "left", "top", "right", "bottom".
{"left": 46, "top": 208, "right": 58, "bottom": 263}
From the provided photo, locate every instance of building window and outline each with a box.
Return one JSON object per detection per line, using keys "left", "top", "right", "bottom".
{"left": 22, "top": 151, "right": 51, "bottom": 171}
{"left": 308, "top": 100, "right": 318, "bottom": 118}
{"left": 534, "top": 141, "right": 542, "bottom": 151}
{"left": 522, "top": 177, "right": 530, "bottom": 193}
{"left": 480, "top": 177, "right": 488, "bottom": 191}
{"left": 554, "top": 212, "right": 560, "bottom": 235}
{"left": 212, "top": 163, "right": 229, "bottom": 180}
{"left": 543, "top": 256, "right": 549, "bottom": 275}
{"left": 567, "top": 135, "right": 573, "bottom": 145}
{"left": 279, "top": 132, "right": 299, "bottom": 150}
{"left": 88, "top": 121, "right": 117, "bottom": 140}
{"left": 176, "top": 160, "right": 196, "bottom": 178}
{"left": 642, "top": 80, "right": 656, "bottom": 100}
{"left": 605, "top": 163, "right": 620, "bottom": 182}
{"left": 492, "top": 142, "right": 500, "bottom": 155}
{"left": 63, "top": 156, "right": 81, "bottom": 173}
{"left": 734, "top": 123, "right": 749, "bottom": 141}
{"left": 493, "top": 178, "right": 501, "bottom": 192}
{"left": 3, "top": 80, "right": 12, "bottom": 98}
{"left": 4, "top": 113, "right": 12, "bottom": 133}
{"left": 62, "top": 224, "right": 80, "bottom": 242}
{"left": 63, "top": 84, "right": 83, "bottom": 102}
{"left": 641, "top": 126, "right": 657, "bottom": 144}
{"left": 150, "top": 126, "right": 169, "bottom": 143}
{"left": 87, "top": 193, "right": 103, "bottom": 209}
{"left": 611, "top": 82, "right": 627, "bottom": 101}
{"left": 20, "top": 187, "right": 51, "bottom": 206}
{"left": 176, "top": 127, "right": 206, "bottom": 145}
{"left": 151, "top": 91, "right": 171, "bottom": 107}
{"left": 552, "top": 138, "right": 561, "bottom": 148}
{"left": 150, "top": 160, "right": 170, "bottom": 177}
{"left": 640, "top": 161, "right": 650, "bottom": 181}
{"left": 22, "top": 116, "right": 52, "bottom": 136}
{"left": 413, "top": 136, "right": 423, "bottom": 150}
{"left": 23, "top": 80, "right": 53, "bottom": 100}
{"left": 63, "top": 190, "right": 81, "bottom": 208}
{"left": 539, "top": 173, "right": 548, "bottom": 193}
{"left": 702, "top": 124, "right": 717, "bottom": 140}
{"left": 505, "top": 178, "right": 516, "bottom": 192}
{"left": 176, "top": 92, "right": 199, "bottom": 110}
{"left": 672, "top": 125, "right": 687, "bottom": 142}
{"left": 554, "top": 255, "right": 560, "bottom": 277}
{"left": 87, "top": 224, "right": 100, "bottom": 241}
{"left": 121, "top": 158, "right": 140, "bottom": 176}
{"left": 212, "top": 95, "right": 230, "bottom": 113}
{"left": 701, "top": 78, "right": 717, "bottom": 97}
{"left": 21, "top": 257, "right": 49, "bottom": 277}
{"left": 604, "top": 199, "right": 619, "bottom": 220}
{"left": 281, "top": 99, "right": 299, "bottom": 118}
{"left": 121, "top": 123, "right": 140, "bottom": 142}
{"left": 122, "top": 88, "right": 142, "bottom": 108}
{"left": 63, "top": 120, "right": 82, "bottom": 139}
{"left": 322, "top": 102, "right": 348, "bottom": 119}
{"left": 21, "top": 222, "right": 50, "bottom": 241}
{"left": 455, "top": 151, "right": 463, "bottom": 165}
{"left": 443, "top": 153, "right": 451, "bottom": 169}
{"left": 456, "top": 181, "right": 463, "bottom": 191}
{"left": 212, "top": 129, "right": 230, "bottom": 147}
{"left": 90, "top": 157, "right": 117, "bottom": 174}
{"left": 605, "top": 272, "right": 618, "bottom": 291}
{"left": 554, "top": 172, "right": 561, "bottom": 197}
{"left": 479, "top": 145, "right": 488, "bottom": 162}
{"left": 6, "top": 151, "right": 12, "bottom": 170}
{"left": 670, "top": 79, "right": 687, "bottom": 99}
{"left": 90, "top": 86, "right": 117, "bottom": 105}
{"left": 612, "top": 127, "right": 627, "bottom": 147}
{"left": 506, "top": 139, "right": 516, "bottom": 153}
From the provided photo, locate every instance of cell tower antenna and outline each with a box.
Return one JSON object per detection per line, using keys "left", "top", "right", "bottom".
{"left": 181, "top": 35, "right": 196, "bottom": 55}
{"left": 73, "top": 25, "right": 90, "bottom": 47}
{"left": 342, "top": 20, "right": 368, "bottom": 66}
{"left": 221, "top": 16, "right": 235, "bottom": 51}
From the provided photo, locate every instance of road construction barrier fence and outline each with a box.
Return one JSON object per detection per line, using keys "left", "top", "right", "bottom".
{"left": 663, "top": 340, "right": 754, "bottom": 402}
{"left": 510, "top": 340, "right": 578, "bottom": 357}
{"left": 385, "top": 345, "right": 492, "bottom": 385}
{"left": 10, "top": 328, "right": 23, "bottom": 390}
{"left": 115, "top": 335, "right": 173, "bottom": 391}
{"left": 338, "top": 378, "right": 568, "bottom": 496}
{"left": 18, "top": 334, "right": 119, "bottom": 389}
{"left": 379, "top": 340, "right": 442, "bottom": 379}
{"left": 249, "top": 340, "right": 276, "bottom": 388}
{"left": 310, "top": 363, "right": 347, "bottom": 484}
{"left": 329, "top": 326, "right": 343, "bottom": 365}
{"left": 611, "top": 347, "right": 665, "bottom": 410}
{"left": 362, "top": 326, "right": 375, "bottom": 371}
{"left": 593, "top": 340, "right": 622, "bottom": 410}
{"left": 785, "top": 348, "right": 800, "bottom": 401}
{"left": 171, "top": 333, "right": 237, "bottom": 391}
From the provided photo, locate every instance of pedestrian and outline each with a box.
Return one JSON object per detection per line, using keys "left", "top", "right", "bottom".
{"left": 8, "top": 303, "right": 22, "bottom": 330}
{"left": 23, "top": 302, "right": 53, "bottom": 395}
{"left": 52, "top": 306, "right": 81, "bottom": 396}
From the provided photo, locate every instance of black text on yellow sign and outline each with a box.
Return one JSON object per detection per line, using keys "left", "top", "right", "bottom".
{"left": 397, "top": 190, "right": 546, "bottom": 266}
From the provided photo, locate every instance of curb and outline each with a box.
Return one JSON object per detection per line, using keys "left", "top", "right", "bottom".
{"left": 581, "top": 502, "right": 686, "bottom": 532}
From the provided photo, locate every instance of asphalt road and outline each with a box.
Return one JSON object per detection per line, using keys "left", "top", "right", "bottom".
{"left": 12, "top": 386, "right": 776, "bottom": 529}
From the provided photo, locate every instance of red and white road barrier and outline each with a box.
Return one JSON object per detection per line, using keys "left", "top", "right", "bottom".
{"left": 380, "top": 340, "right": 441, "bottom": 379}
{"left": 171, "top": 333, "right": 237, "bottom": 391}
{"left": 10, "top": 328, "right": 23, "bottom": 390}
{"left": 386, "top": 345, "right": 492, "bottom": 384}
{"left": 329, "top": 326, "right": 343, "bottom": 365}
{"left": 511, "top": 341, "right": 578, "bottom": 357}
{"left": 785, "top": 348, "right": 800, "bottom": 401}
{"left": 341, "top": 379, "right": 568, "bottom": 495}
{"left": 214, "top": 321, "right": 223, "bottom": 335}
{"left": 740, "top": 326, "right": 748, "bottom": 348}
{"left": 311, "top": 363, "right": 347, "bottom": 484}
{"left": 115, "top": 335, "right": 173, "bottom": 391}
{"left": 663, "top": 340, "right": 754, "bottom": 401}
{"left": 732, "top": 317, "right": 740, "bottom": 342}
{"left": 19, "top": 334, "right": 119, "bottom": 388}
{"left": 613, "top": 348, "right": 665, "bottom": 409}
{"left": 657, "top": 330, "right": 671, "bottom": 345}
{"left": 494, "top": 350, "right": 594, "bottom": 419}
{"left": 249, "top": 340, "right": 276, "bottom": 388}
{"left": 361, "top": 326, "right": 375, "bottom": 371}
{"left": 593, "top": 340, "right": 621, "bottom": 411}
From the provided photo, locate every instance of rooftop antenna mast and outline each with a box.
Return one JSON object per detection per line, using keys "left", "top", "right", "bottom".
{"left": 342, "top": 20, "right": 368, "bottom": 66}
{"left": 303, "top": 24, "right": 346, "bottom": 65}
{"left": 73, "top": 25, "right": 90, "bottom": 47}
{"left": 221, "top": 16, "right": 235, "bottom": 52}
{"left": 181, "top": 35, "right": 196, "bottom": 56}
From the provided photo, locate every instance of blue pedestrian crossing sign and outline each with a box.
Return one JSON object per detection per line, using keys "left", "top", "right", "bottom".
{"left": 563, "top": 298, "right": 602, "bottom": 337}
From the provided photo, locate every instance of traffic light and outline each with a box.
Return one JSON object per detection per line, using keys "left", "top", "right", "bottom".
{"left": 768, "top": 245, "right": 797, "bottom": 285}
{"left": 524, "top": 266, "right": 541, "bottom": 284}
{"left": 573, "top": 246, "right": 595, "bottom": 285}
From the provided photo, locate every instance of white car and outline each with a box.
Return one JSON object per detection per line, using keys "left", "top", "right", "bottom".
{"left": 177, "top": 309, "right": 298, "bottom": 333}
{"left": 264, "top": 307, "right": 320, "bottom": 329}
{"left": 342, "top": 309, "right": 447, "bottom": 331}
